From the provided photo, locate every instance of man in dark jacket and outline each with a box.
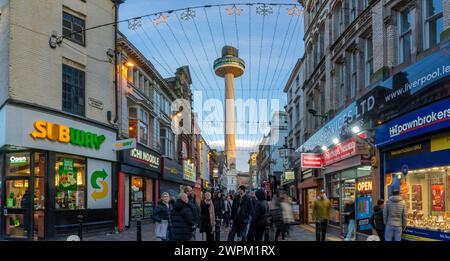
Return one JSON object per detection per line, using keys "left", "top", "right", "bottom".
{"left": 370, "top": 199, "right": 385, "bottom": 241}
{"left": 184, "top": 186, "right": 200, "bottom": 227}
{"left": 227, "top": 186, "right": 253, "bottom": 241}
{"left": 213, "top": 192, "right": 225, "bottom": 220}
{"left": 171, "top": 193, "right": 197, "bottom": 241}
{"left": 248, "top": 189, "right": 269, "bottom": 241}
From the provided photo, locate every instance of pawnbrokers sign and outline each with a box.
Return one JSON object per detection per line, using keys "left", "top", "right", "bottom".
{"left": 376, "top": 98, "right": 450, "bottom": 147}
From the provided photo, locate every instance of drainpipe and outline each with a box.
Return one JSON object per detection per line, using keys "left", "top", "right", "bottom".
{"left": 111, "top": 0, "right": 125, "bottom": 124}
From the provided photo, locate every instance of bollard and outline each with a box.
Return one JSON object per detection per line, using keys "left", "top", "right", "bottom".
{"left": 136, "top": 219, "right": 142, "bottom": 241}
{"left": 77, "top": 215, "right": 84, "bottom": 241}
{"left": 215, "top": 218, "right": 221, "bottom": 241}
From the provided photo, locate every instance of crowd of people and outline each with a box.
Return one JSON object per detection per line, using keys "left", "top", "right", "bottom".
{"left": 151, "top": 185, "right": 298, "bottom": 241}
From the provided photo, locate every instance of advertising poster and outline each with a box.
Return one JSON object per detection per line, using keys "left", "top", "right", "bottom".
{"left": 356, "top": 196, "right": 372, "bottom": 231}
{"left": 412, "top": 185, "right": 423, "bottom": 210}
{"left": 58, "top": 158, "right": 77, "bottom": 191}
{"left": 87, "top": 159, "right": 112, "bottom": 209}
{"left": 183, "top": 161, "right": 196, "bottom": 183}
{"left": 432, "top": 184, "right": 445, "bottom": 211}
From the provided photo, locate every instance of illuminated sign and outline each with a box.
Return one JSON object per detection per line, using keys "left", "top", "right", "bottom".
{"left": 31, "top": 120, "right": 105, "bottom": 150}
{"left": 130, "top": 149, "right": 160, "bottom": 169}
{"left": 10, "top": 156, "right": 27, "bottom": 164}
{"left": 357, "top": 181, "right": 373, "bottom": 192}
{"left": 183, "top": 161, "right": 196, "bottom": 182}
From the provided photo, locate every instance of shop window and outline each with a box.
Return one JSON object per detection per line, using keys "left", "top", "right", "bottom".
{"left": 385, "top": 166, "right": 450, "bottom": 233}
{"left": 423, "top": 0, "right": 443, "bottom": 49}
{"left": 139, "top": 109, "right": 149, "bottom": 145}
{"left": 364, "top": 36, "right": 373, "bottom": 86}
{"left": 55, "top": 155, "right": 86, "bottom": 210}
{"left": 6, "top": 152, "right": 31, "bottom": 177}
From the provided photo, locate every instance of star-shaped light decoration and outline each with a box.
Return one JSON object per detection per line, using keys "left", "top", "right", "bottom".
{"left": 180, "top": 9, "right": 196, "bottom": 21}
{"left": 128, "top": 18, "right": 142, "bottom": 31}
{"left": 153, "top": 14, "right": 169, "bottom": 25}
{"left": 256, "top": 4, "right": 273, "bottom": 16}
{"left": 287, "top": 6, "right": 304, "bottom": 16}
{"left": 226, "top": 5, "right": 243, "bottom": 16}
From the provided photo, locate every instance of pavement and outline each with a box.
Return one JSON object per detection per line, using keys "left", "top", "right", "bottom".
{"left": 59, "top": 222, "right": 343, "bottom": 241}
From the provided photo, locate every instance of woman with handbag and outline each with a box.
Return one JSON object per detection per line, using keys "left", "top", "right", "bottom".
{"left": 152, "top": 192, "right": 173, "bottom": 241}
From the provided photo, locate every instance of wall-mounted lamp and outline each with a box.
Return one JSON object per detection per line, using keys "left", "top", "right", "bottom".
{"left": 308, "top": 109, "right": 328, "bottom": 119}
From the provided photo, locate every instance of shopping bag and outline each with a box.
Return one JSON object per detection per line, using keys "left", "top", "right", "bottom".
{"left": 155, "top": 220, "right": 168, "bottom": 239}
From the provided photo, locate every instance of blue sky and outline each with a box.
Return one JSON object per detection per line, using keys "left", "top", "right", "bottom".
{"left": 120, "top": 0, "right": 304, "bottom": 171}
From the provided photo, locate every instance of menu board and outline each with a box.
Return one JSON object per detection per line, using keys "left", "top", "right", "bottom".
{"left": 356, "top": 196, "right": 372, "bottom": 231}
{"left": 432, "top": 184, "right": 445, "bottom": 211}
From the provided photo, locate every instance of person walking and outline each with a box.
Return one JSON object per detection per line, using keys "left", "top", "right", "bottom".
{"left": 312, "top": 189, "right": 331, "bottom": 241}
{"left": 344, "top": 199, "right": 356, "bottom": 241}
{"left": 248, "top": 189, "right": 270, "bottom": 241}
{"left": 171, "top": 193, "right": 197, "bottom": 241}
{"left": 200, "top": 191, "right": 216, "bottom": 241}
{"left": 280, "top": 193, "right": 295, "bottom": 239}
{"left": 152, "top": 192, "right": 173, "bottom": 241}
{"left": 270, "top": 194, "right": 285, "bottom": 241}
{"left": 213, "top": 192, "right": 225, "bottom": 223}
{"left": 383, "top": 189, "right": 407, "bottom": 241}
{"left": 224, "top": 194, "right": 233, "bottom": 227}
{"left": 227, "top": 186, "right": 253, "bottom": 241}
{"left": 184, "top": 186, "right": 200, "bottom": 239}
{"left": 370, "top": 199, "right": 385, "bottom": 241}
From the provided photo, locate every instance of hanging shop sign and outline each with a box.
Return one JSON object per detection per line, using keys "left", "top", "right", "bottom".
{"left": 87, "top": 159, "right": 112, "bottom": 209}
{"left": 375, "top": 97, "right": 450, "bottom": 147}
{"left": 431, "top": 133, "right": 450, "bottom": 152}
{"left": 284, "top": 170, "right": 295, "bottom": 180}
{"left": 357, "top": 180, "right": 373, "bottom": 193}
{"left": 301, "top": 153, "right": 322, "bottom": 168}
{"left": 162, "top": 158, "right": 184, "bottom": 183}
{"left": 113, "top": 138, "right": 136, "bottom": 151}
{"left": 183, "top": 161, "right": 196, "bottom": 183}
{"left": 31, "top": 120, "right": 106, "bottom": 150}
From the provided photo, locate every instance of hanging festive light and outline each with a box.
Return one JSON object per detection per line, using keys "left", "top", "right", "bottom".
{"left": 226, "top": 5, "right": 243, "bottom": 16}
{"left": 256, "top": 4, "right": 273, "bottom": 16}
{"left": 127, "top": 18, "right": 142, "bottom": 31}
{"left": 180, "top": 9, "right": 196, "bottom": 21}
{"left": 153, "top": 14, "right": 169, "bottom": 25}
{"left": 287, "top": 6, "right": 304, "bottom": 16}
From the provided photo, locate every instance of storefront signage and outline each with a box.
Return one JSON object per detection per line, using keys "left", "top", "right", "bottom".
{"left": 387, "top": 141, "right": 430, "bottom": 160}
{"left": 87, "top": 159, "right": 112, "bottom": 209}
{"left": 130, "top": 148, "right": 160, "bottom": 169}
{"left": 323, "top": 138, "right": 357, "bottom": 166}
{"left": 9, "top": 156, "right": 27, "bottom": 164}
{"left": 404, "top": 227, "right": 450, "bottom": 241}
{"left": 183, "top": 161, "right": 196, "bottom": 183}
{"left": 431, "top": 134, "right": 450, "bottom": 152}
{"left": 31, "top": 120, "right": 106, "bottom": 150}
{"left": 113, "top": 138, "right": 136, "bottom": 151}
{"left": 301, "top": 153, "right": 322, "bottom": 168}
{"left": 431, "top": 184, "right": 445, "bottom": 211}
{"left": 284, "top": 171, "right": 295, "bottom": 180}
{"left": 357, "top": 181, "right": 373, "bottom": 193}
{"left": 375, "top": 98, "right": 450, "bottom": 147}
{"left": 162, "top": 158, "right": 184, "bottom": 183}
{"left": 58, "top": 158, "right": 77, "bottom": 191}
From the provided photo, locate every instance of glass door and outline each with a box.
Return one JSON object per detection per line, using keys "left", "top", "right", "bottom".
{"left": 33, "top": 153, "right": 46, "bottom": 240}
{"left": 2, "top": 152, "right": 32, "bottom": 240}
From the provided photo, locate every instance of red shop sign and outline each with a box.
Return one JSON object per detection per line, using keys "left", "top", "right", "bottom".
{"left": 301, "top": 153, "right": 323, "bottom": 168}
{"left": 323, "top": 138, "right": 357, "bottom": 166}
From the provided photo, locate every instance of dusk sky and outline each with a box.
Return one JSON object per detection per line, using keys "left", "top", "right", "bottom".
{"left": 119, "top": 0, "right": 305, "bottom": 171}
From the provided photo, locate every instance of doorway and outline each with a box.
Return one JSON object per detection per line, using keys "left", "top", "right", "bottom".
{"left": 1, "top": 152, "right": 47, "bottom": 240}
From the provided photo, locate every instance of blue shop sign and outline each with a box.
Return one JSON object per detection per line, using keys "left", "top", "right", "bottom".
{"left": 375, "top": 97, "right": 450, "bottom": 147}
{"left": 404, "top": 227, "right": 450, "bottom": 241}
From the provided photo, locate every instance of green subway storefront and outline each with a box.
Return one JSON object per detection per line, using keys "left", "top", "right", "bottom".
{"left": 0, "top": 104, "right": 117, "bottom": 240}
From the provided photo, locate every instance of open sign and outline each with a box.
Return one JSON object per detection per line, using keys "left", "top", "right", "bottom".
{"left": 357, "top": 181, "right": 373, "bottom": 192}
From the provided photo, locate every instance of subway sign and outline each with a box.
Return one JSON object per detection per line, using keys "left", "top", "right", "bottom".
{"left": 30, "top": 120, "right": 106, "bottom": 150}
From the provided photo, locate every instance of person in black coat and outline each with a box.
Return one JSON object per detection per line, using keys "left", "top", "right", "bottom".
{"left": 184, "top": 186, "right": 200, "bottom": 228}
{"left": 270, "top": 194, "right": 285, "bottom": 241}
{"left": 228, "top": 186, "right": 253, "bottom": 241}
{"left": 370, "top": 199, "right": 385, "bottom": 241}
{"left": 248, "top": 189, "right": 269, "bottom": 241}
{"left": 171, "top": 193, "right": 197, "bottom": 241}
{"left": 200, "top": 191, "right": 216, "bottom": 241}
{"left": 213, "top": 192, "right": 225, "bottom": 220}
{"left": 152, "top": 192, "right": 173, "bottom": 241}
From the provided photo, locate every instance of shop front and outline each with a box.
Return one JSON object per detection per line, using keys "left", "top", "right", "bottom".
{"left": 160, "top": 157, "right": 186, "bottom": 199}
{"left": 0, "top": 104, "right": 116, "bottom": 240}
{"left": 376, "top": 97, "right": 450, "bottom": 241}
{"left": 118, "top": 144, "right": 160, "bottom": 229}
{"left": 323, "top": 137, "right": 373, "bottom": 238}
{"left": 298, "top": 169, "right": 321, "bottom": 225}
